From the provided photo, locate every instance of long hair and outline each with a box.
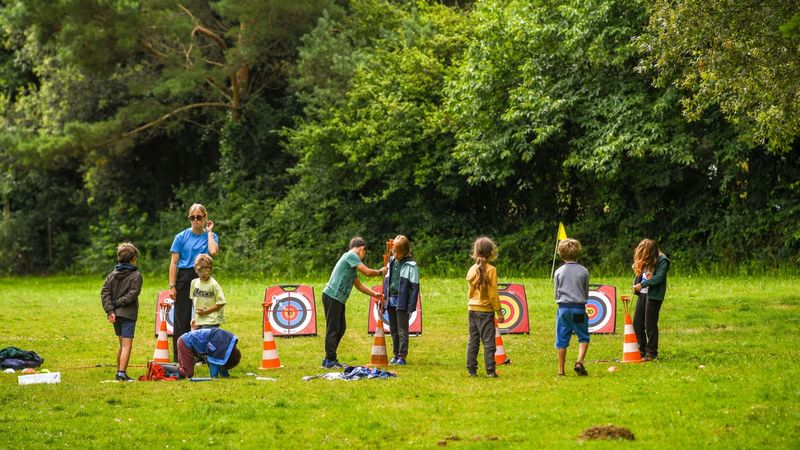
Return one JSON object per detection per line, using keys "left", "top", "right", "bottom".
{"left": 470, "top": 237, "right": 497, "bottom": 289}
{"left": 633, "top": 239, "right": 659, "bottom": 276}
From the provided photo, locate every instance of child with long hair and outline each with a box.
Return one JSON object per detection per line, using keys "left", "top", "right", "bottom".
{"left": 465, "top": 237, "right": 505, "bottom": 378}
{"left": 632, "top": 239, "right": 671, "bottom": 361}
{"left": 382, "top": 235, "right": 419, "bottom": 365}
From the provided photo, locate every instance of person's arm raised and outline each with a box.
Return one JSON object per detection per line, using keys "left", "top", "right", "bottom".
{"left": 357, "top": 263, "right": 386, "bottom": 277}
{"left": 206, "top": 220, "right": 219, "bottom": 256}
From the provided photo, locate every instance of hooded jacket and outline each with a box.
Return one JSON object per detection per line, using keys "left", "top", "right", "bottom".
{"left": 382, "top": 256, "right": 420, "bottom": 312}
{"left": 101, "top": 264, "right": 143, "bottom": 321}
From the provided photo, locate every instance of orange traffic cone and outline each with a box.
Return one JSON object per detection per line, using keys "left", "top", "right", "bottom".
{"left": 621, "top": 312, "right": 642, "bottom": 363}
{"left": 152, "top": 305, "right": 171, "bottom": 363}
{"left": 260, "top": 304, "right": 284, "bottom": 369}
{"left": 494, "top": 318, "right": 511, "bottom": 366}
{"left": 368, "top": 316, "right": 389, "bottom": 367}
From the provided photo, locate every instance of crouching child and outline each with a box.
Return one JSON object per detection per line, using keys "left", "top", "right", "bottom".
{"left": 177, "top": 328, "right": 241, "bottom": 379}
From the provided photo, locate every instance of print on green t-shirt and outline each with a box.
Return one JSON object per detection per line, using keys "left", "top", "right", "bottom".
{"left": 322, "top": 251, "right": 362, "bottom": 303}
{"left": 191, "top": 277, "right": 226, "bottom": 326}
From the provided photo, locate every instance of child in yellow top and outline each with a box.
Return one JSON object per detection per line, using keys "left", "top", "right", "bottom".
{"left": 465, "top": 237, "right": 505, "bottom": 378}
{"left": 190, "top": 254, "right": 226, "bottom": 330}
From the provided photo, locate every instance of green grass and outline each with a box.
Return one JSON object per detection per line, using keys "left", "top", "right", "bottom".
{"left": 1, "top": 275, "right": 799, "bottom": 448}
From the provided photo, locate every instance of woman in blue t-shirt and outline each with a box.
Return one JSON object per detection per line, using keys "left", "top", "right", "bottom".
{"left": 168, "top": 203, "right": 219, "bottom": 361}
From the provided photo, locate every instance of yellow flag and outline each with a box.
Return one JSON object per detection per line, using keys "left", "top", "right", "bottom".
{"left": 557, "top": 222, "right": 567, "bottom": 241}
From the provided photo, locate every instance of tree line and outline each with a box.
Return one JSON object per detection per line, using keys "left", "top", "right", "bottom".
{"left": 1, "top": 0, "right": 798, "bottom": 276}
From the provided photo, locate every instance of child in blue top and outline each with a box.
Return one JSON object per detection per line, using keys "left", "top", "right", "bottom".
{"left": 177, "top": 328, "right": 241, "bottom": 379}
{"left": 321, "top": 237, "right": 386, "bottom": 369}
{"left": 382, "top": 235, "right": 420, "bottom": 365}
{"left": 553, "top": 238, "right": 590, "bottom": 377}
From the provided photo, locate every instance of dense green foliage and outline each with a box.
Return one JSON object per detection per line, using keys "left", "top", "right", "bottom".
{"left": 1, "top": 0, "right": 798, "bottom": 276}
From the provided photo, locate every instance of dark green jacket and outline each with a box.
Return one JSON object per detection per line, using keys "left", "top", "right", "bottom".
{"left": 640, "top": 253, "right": 670, "bottom": 301}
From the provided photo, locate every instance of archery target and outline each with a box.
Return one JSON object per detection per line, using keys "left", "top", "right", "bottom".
{"left": 497, "top": 283, "right": 530, "bottom": 334}
{"left": 153, "top": 290, "right": 192, "bottom": 336}
{"left": 367, "top": 286, "right": 422, "bottom": 334}
{"left": 587, "top": 284, "right": 617, "bottom": 334}
{"left": 263, "top": 285, "right": 318, "bottom": 336}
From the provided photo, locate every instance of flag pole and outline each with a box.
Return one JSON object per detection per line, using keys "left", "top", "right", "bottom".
{"left": 551, "top": 222, "right": 567, "bottom": 283}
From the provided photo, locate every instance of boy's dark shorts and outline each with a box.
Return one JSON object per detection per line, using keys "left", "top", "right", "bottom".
{"left": 113, "top": 317, "right": 137, "bottom": 338}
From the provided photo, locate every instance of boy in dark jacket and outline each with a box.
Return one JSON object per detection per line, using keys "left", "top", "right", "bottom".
{"left": 101, "top": 242, "right": 143, "bottom": 382}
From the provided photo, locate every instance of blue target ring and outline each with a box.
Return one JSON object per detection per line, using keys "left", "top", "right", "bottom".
{"left": 586, "top": 295, "right": 611, "bottom": 330}
{"left": 269, "top": 292, "right": 313, "bottom": 335}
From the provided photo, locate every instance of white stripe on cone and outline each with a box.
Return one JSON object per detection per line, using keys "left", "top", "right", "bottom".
{"left": 623, "top": 342, "right": 639, "bottom": 353}
{"left": 262, "top": 349, "right": 279, "bottom": 360}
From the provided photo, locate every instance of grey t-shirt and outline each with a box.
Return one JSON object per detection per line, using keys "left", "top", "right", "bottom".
{"left": 554, "top": 262, "right": 589, "bottom": 305}
{"left": 322, "top": 251, "right": 362, "bottom": 303}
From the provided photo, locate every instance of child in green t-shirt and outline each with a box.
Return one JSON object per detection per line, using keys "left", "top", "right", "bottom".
{"left": 321, "top": 237, "right": 386, "bottom": 369}
{"left": 190, "top": 254, "right": 226, "bottom": 330}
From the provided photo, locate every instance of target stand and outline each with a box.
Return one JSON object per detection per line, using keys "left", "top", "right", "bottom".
{"left": 367, "top": 286, "right": 422, "bottom": 335}
{"left": 263, "top": 285, "right": 318, "bottom": 337}
{"left": 153, "top": 290, "right": 193, "bottom": 336}
{"left": 497, "top": 283, "right": 530, "bottom": 334}
{"left": 587, "top": 284, "right": 617, "bottom": 334}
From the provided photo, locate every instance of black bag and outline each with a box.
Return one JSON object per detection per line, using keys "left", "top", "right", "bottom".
{"left": 0, "top": 346, "right": 44, "bottom": 369}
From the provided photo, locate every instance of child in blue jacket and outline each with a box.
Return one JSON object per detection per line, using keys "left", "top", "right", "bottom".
{"left": 382, "top": 235, "right": 420, "bottom": 365}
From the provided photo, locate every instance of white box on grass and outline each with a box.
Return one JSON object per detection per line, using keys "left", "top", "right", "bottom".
{"left": 18, "top": 372, "right": 61, "bottom": 385}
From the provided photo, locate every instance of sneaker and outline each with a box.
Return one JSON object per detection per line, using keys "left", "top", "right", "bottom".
{"left": 321, "top": 359, "right": 344, "bottom": 369}
{"left": 574, "top": 362, "right": 588, "bottom": 376}
{"left": 394, "top": 357, "right": 406, "bottom": 366}
{"left": 389, "top": 357, "right": 398, "bottom": 365}
{"left": 486, "top": 372, "right": 499, "bottom": 378}
{"left": 468, "top": 372, "right": 477, "bottom": 377}
{"left": 115, "top": 373, "right": 135, "bottom": 382}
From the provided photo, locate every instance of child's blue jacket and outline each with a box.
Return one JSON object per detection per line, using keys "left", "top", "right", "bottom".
{"left": 382, "top": 256, "right": 420, "bottom": 312}
{"left": 180, "top": 328, "right": 238, "bottom": 365}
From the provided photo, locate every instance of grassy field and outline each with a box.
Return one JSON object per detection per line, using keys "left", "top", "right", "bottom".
{"left": 1, "top": 274, "right": 798, "bottom": 448}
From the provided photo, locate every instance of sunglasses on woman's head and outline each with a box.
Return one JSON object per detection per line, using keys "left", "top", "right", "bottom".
{"left": 188, "top": 215, "right": 205, "bottom": 221}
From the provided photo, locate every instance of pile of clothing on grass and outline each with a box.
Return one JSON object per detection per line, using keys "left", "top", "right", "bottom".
{"left": 302, "top": 365, "right": 397, "bottom": 381}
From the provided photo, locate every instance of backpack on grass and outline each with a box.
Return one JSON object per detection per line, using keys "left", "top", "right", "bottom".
{"left": 138, "top": 361, "right": 179, "bottom": 381}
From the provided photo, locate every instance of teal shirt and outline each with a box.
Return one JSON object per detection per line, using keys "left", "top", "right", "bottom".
{"left": 640, "top": 253, "right": 670, "bottom": 301}
{"left": 389, "top": 259, "right": 403, "bottom": 296}
{"left": 322, "top": 251, "right": 363, "bottom": 304}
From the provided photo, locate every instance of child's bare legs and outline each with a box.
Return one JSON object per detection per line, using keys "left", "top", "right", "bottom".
{"left": 558, "top": 343, "right": 587, "bottom": 375}
{"left": 577, "top": 342, "right": 588, "bottom": 365}
{"left": 117, "top": 337, "right": 133, "bottom": 372}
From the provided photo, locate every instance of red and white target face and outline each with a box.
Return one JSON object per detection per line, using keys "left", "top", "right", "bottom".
{"left": 367, "top": 286, "right": 422, "bottom": 334}
{"left": 268, "top": 292, "right": 314, "bottom": 335}
{"left": 587, "top": 285, "right": 616, "bottom": 334}
{"left": 371, "top": 302, "right": 419, "bottom": 333}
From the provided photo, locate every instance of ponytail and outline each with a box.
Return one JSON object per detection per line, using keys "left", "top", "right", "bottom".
{"left": 470, "top": 237, "right": 497, "bottom": 289}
